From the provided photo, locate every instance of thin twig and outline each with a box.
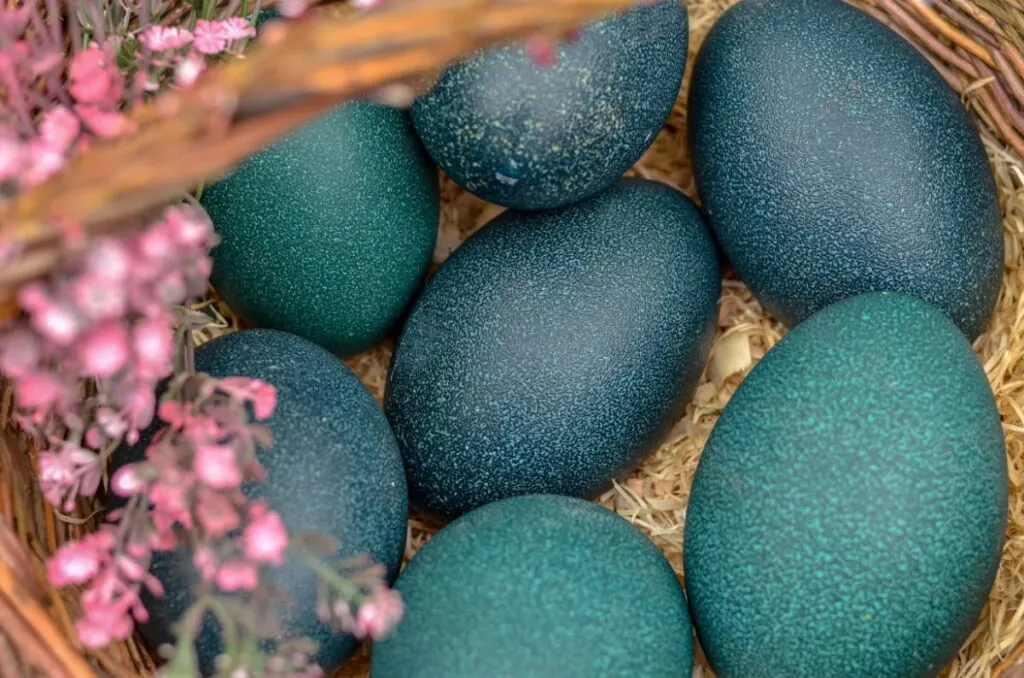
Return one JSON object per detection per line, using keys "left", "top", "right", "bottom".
{"left": 908, "top": 0, "right": 996, "bottom": 66}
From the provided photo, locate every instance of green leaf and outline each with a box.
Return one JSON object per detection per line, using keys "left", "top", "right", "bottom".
{"left": 162, "top": 642, "right": 199, "bottom": 678}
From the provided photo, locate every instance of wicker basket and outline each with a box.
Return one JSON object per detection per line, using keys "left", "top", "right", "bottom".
{"left": 2, "top": 0, "right": 1024, "bottom": 676}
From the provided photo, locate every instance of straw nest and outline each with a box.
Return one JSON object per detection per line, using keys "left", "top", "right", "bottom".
{"left": 2, "top": 0, "right": 1023, "bottom": 676}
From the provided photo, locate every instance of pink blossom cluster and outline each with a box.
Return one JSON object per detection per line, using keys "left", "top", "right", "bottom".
{"left": 2, "top": 204, "right": 216, "bottom": 511}
{"left": 2, "top": 0, "right": 407, "bottom": 668}
{"left": 0, "top": 4, "right": 257, "bottom": 193}
{"left": 47, "top": 374, "right": 282, "bottom": 648}
{"left": 139, "top": 17, "right": 256, "bottom": 88}
{"left": 336, "top": 586, "right": 406, "bottom": 641}
{"left": 47, "top": 526, "right": 165, "bottom": 648}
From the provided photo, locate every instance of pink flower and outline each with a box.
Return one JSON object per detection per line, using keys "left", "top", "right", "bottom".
{"left": 75, "top": 583, "right": 139, "bottom": 646}
{"left": 164, "top": 206, "right": 213, "bottom": 248}
{"left": 85, "top": 239, "right": 131, "bottom": 282}
{"left": 69, "top": 44, "right": 123, "bottom": 106}
{"left": 215, "top": 560, "right": 258, "bottom": 591}
{"left": 251, "top": 382, "right": 277, "bottom": 420}
{"left": 0, "top": 8, "right": 29, "bottom": 36}
{"left": 222, "top": 377, "right": 278, "bottom": 419}
{"left": 193, "top": 547, "right": 218, "bottom": 581}
{"left": 37, "top": 451, "right": 74, "bottom": 506}
{"left": 139, "top": 26, "right": 194, "bottom": 51}
{"left": 158, "top": 400, "right": 187, "bottom": 428}
{"left": 39, "top": 107, "right": 81, "bottom": 150}
{"left": 219, "top": 18, "right": 256, "bottom": 41}
{"left": 75, "top": 105, "right": 132, "bottom": 138}
{"left": 243, "top": 508, "right": 288, "bottom": 565}
{"left": 133, "top": 318, "right": 174, "bottom": 379}
{"left": 16, "top": 372, "right": 65, "bottom": 410}
{"left": 111, "top": 464, "right": 146, "bottom": 496}
{"left": 174, "top": 53, "right": 204, "bottom": 86}
{"left": 133, "top": 71, "right": 158, "bottom": 95}
{"left": 28, "top": 299, "right": 80, "bottom": 346}
{"left": 97, "top": 407, "right": 128, "bottom": 438}
{"left": 183, "top": 414, "right": 220, "bottom": 442}
{"left": 23, "top": 140, "right": 65, "bottom": 186}
{"left": 194, "top": 443, "right": 242, "bottom": 489}
{"left": 122, "top": 383, "right": 156, "bottom": 438}
{"left": 134, "top": 224, "right": 176, "bottom": 267}
{"left": 150, "top": 479, "right": 192, "bottom": 534}
{"left": 525, "top": 36, "right": 557, "bottom": 69}
{"left": 0, "top": 329, "right": 40, "bottom": 377}
{"left": 116, "top": 555, "right": 146, "bottom": 580}
{"left": 154, "top": 270, "right": 187, "bottom": 305}
{"left": 193, "top": 20, "right": 229, "bottom": 55}
{"left": 76, "top": 619, "right": 112, "bottom": 649}
{"left": 354, "top": 588, "right": 404, "bottom": 640}
{"left": 0, "top": 132, "right": 24, "bottom": 181}
{"left": 66, "top": 445, "right": 103, "bottom": 498}
{"left": 47, "top": 540, "right": 103, "bottom": 585}
{"left": 31, "top": 51, "right": 63, "bottom": 75}
{"left": 78, "top": 322, "right": 130, "bottom": 377}
{"left": 196, "top": 490, "right": 240, "bottom": 538}
{"left": 75, "top": 589, "right": 135, "bottom": 647}
{"left": 72, "top": 273, "right": 127, "bottom": 320}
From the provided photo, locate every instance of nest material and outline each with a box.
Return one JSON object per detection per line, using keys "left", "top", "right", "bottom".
{"left": 2, "top": 0, "right": 1024, "bottom": 677}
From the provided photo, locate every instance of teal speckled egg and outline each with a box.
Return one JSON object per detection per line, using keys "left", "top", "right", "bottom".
{"left": 688, "top": 0, "right": 1001, "bottom": 339}
{"left": 372, "top": 495, "right": 693, "bottom": 677}
{"left": 411, "top": 1, "right": 688, "bottom": 210}
{"left": 385, "top": 178, "right": 720, "bottom": 519}
{"left": 125, "top": 330, "right": 408, "bottom": 675}
{"left": 684, "top": 293, "right": 1007, "bottom": 678}
{"left": 201, "top": 102, "right": 439, "bottom": 355}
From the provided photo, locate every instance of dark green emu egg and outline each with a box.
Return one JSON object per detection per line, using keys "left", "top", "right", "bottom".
{"left": 202, "top": 102, "right": 439, "bottom": 355}
{"left": 130, "top": 330, "right": 408, "bottom": 674}
{"left": 411, "top": 1, "right": 688, "bottom": 210}
{"left": 372, "top": 495, "right": 693, "bottom": 678}
{"left": 385, "top": 179, "right": 720, "bottom": 519}
{"left": 688, "top": 0, "right": 1002, "bottom": 339}
{"left": 684, "top": 293, "right": 1007, "bottom": 678}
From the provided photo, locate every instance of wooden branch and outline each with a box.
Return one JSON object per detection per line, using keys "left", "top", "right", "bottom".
{"left": 0, "top": 521, "right": 98, "bottom": 678}
{"left": 0, "top": 0, "right": 638, "bottom": 306}
{"left": 908, "top": 0, "right": 996, "bottom": 67}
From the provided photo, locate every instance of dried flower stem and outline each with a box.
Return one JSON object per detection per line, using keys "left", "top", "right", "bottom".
{"left": 0, "top": 0, "right": 639, "bottom": 317}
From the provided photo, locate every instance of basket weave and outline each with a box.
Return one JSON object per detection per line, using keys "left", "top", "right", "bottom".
{"left": 2, "top": 0, "right": 1024, "bottom": 676}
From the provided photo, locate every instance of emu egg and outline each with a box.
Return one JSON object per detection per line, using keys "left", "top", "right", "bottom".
{"left": 684, "top": 293, "right": 1007, "bottom": 678}
{"left": 133, "top": 330, "right": 408, "bottom": 674}
{"left": 372, "top": 495, "right": 693, "bottom": 677}
{"left": 202, "top": 102, "right": 439, "bottom": 355}
{"left": 688, "top": 0, "right": 1001, "bottom": 338}
{"left": 411, "top": 0, "right": 688, "bottom": 210}
{"left": 385, "top": 178, "right": 719, "bottom": 519}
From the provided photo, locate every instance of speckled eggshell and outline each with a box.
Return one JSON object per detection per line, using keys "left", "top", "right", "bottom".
{"left": 385, "top": 178, "right": 720, "bottom": 519}
{"left": 201, "top": 102, "right": 439, "bottom": 355}
{"left": 372, "top": 494, "right": 693, "bottom": 677}
{"left": 688, "top": 0, "right": 1002, "bottom": 339}
{"left": 410, "top": 1, "right": 688, "bottom": 210}
{"left": 684, "top": 293, "right": 1007, "bottom": 678}
{"left": 123, "top": 329, "right": 408, "bottom": 675}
